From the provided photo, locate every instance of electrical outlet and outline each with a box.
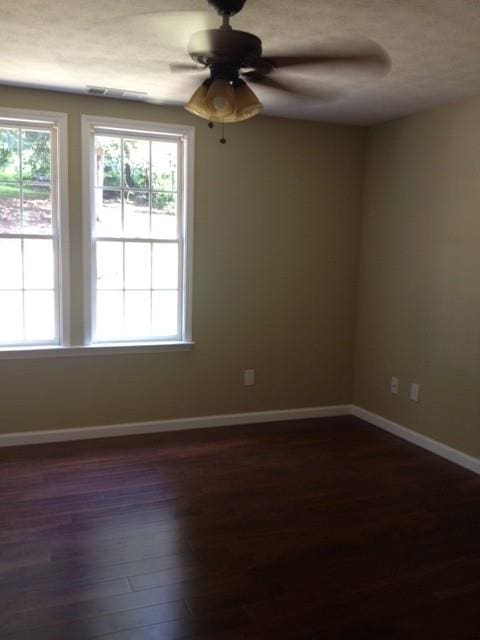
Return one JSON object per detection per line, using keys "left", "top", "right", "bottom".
{"left": 410, "top": 383, "right": 420, "bottom": 402}
{"left": 390, "top": 376, "right": 399, "bottom": 395}
{"left": 244, "top": 369, "right": 255, "bottom": 386}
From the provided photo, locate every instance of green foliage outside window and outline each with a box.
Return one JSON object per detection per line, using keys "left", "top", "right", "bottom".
{"left": 0, "top": 128, "right": 50, "bottom": 199}
{"left": 96, "top": 137, "right": 176, "bottom": 214}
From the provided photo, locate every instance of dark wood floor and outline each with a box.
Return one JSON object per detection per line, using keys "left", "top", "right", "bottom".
{"left": 0, "top": 416, "right": 479, "bottom": 639}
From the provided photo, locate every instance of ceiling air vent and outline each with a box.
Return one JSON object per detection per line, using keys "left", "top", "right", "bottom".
{"left": 87, "top": 87, "right": 108, "bottom": 96}
{"left": 87, "top": 87, "right": 148, "bottom": 101}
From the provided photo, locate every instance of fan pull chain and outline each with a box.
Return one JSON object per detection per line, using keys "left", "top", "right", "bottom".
{"left": 207, "top": 121, "right": 227, "bottom": 144}
{"left": 220, "top": 120, "right": 226, "bottom": 144}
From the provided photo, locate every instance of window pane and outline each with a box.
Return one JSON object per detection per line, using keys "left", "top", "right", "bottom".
{"left": 23, "top": 239, "right": 54, "bottom": 289}
{"left": 96, "top": 291, "right": 123, "bottom": 340}
{"left": 95, "top": 136, "right": 121, "bottom": 188}
{"left": 124, "top": 191, "right": 150, "bottom": 238}
{"left": 125, "top": 242, "right": 151, "bottom": 290}
{"left": 0, "top": 291, "right": 23, "bottom": 344}
{"left": 0, "top": 238, "right": 22, "bottom": 289}
{"left": 123, "top": 139, "right": 149, "bottom": 189}
{"left": 22, "top": 185, "right": 52, "bottom": 234}
{"left": 125, "top": 291, "right": 151, "bottom": 339}
{"left": 151, "top": 141, "right": 177, "bottom": 191}
{"left": 24, "top": 291, "right": 55, "bottom": 342}
{"left": 0, "top": 128, "right": 20, "bottom": 182}
{"left": 152, "top": 291, "right": 178, "bottom": 337}
{"left": 22, "top": 130, "right": 50, "bottom": 183}
{"left": 95, "top": 189, "right": 122, "bottom": 236}
{"left": 96, "top": 241, "right": 123, "bottom": 290}
{"left": 124, "top": 191, "right": 150, "bottom": 237}
{"left": 151, "top": 192, "right": 177, "bottom": 239}
{"left": 0, "top": 183, "right": 21, "bottom": 233}
{"left": 152, "top": 243, "right": 178, "bottom": 289}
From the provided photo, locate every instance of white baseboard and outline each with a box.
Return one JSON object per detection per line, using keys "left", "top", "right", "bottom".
{"left": 352, "top": 406, "right": 480, "bottom": 476}
{"left": 0, "top": 404, "right": 352, "bottom": 448}
{"left": 3, "top": 403, "right": 478, "bottom": 476}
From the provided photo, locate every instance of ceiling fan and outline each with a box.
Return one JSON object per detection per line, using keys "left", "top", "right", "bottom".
{"left": 164, "top": 0, "right": 391, "bottom": 130}
{"left": 98, "top": 0, "right": 390, "bottom": 139}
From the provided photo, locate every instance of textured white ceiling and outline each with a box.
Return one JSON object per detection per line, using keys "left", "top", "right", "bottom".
{"left": 1, "top": 0, "right": 480, "bottom": 124}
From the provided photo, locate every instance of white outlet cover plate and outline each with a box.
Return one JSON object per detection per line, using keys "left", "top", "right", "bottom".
{"left": 410, "top": 383, "right": 420, "bottom": 402}
{"left": 390, "top": 377, "right": 399, "bottom": 395}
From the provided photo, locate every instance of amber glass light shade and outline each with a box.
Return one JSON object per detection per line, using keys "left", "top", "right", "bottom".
{"left": 185, "top": 78, "right": 262, "bottom": 123}
{"left": 205, "top": 79, "right": 236, "bottom": 118}
{"left": 232, "top": 81, "right": 262, "bottom": 121}
{"left": 184, "top": 83, "right": 211, "bottom": 119}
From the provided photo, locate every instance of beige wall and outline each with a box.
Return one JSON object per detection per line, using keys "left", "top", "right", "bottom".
{"left": 0, "top": 85, "right": 365, "bottom": 433}
{"left": 355, "top": 97, "right": 480, "bottom": 458}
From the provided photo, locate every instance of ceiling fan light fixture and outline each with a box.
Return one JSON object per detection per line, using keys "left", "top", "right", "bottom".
{"left": 185, "top": 80, "right": 212, "bottom": 119}
{"left": 205, "top": 78, "right": 236, "bottom": 117}
{"left": 232, "top": 80, "right": 262, "bottom": 121}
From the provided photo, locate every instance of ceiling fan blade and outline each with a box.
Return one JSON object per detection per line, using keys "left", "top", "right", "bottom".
{"left": 259, "top": 41, "right": 391, "bottom": 76}
{"left": 170, "top": 63, "right": 206, "bottom": 73}
{"left": 243, "top": 72, "right": 337, "bottom": 100}
{"left": 92, "top": 11, "right": 218, "bottom": 52}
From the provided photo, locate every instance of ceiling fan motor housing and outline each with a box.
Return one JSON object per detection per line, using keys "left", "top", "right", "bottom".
{"left": 188, "top": 29, "right": 262, "bottom": 73}
{"left": 207, "top": 0, "right": 247, "bottom": 16}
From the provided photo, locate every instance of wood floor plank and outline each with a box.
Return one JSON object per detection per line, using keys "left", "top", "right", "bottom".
{"left": 2, "top": 577, "right": 133, "bottom": 615}
{"left": 90, "top": 607, "right": 249, "bottom": 640}
{"left": 0, "top": 548, "right": 231, "bottom": 595}
{"left": 1, "top": 600, "right": 190, "bottom": 640}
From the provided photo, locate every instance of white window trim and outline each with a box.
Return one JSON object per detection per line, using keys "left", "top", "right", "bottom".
{"left": 81, "top": 114, "right": 195, "bottom": 349}
{"left": 0, "top": 341, "right": 194, "bottom": 360}
{"left": 0, "top": 107, "right": 70, "bottom": 350}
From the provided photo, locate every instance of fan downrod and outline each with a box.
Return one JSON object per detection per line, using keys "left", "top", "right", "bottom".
{"left": 207, "top": 0, "right": 247, "bottom": 16}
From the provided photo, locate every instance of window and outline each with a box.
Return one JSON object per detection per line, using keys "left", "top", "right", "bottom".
{"left": 0, "top": 110, "right": 68, "bottom": 348}
{"left": 0, "top": 111, "right": 192, "bottom": 357}
{"left": 83, "top": 116, "right": 194, "bottom": 347}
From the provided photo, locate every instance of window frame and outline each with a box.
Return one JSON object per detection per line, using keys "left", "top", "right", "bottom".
{"left": 0, "top": 107, "right": 70, "bottom": 351}
{"left": 81, "top": 114, "right": 195, "bottom": 349}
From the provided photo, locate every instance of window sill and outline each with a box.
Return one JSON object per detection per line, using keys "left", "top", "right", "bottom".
{"left": 0, "top": 341, "right": 195, "bottom": 360}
